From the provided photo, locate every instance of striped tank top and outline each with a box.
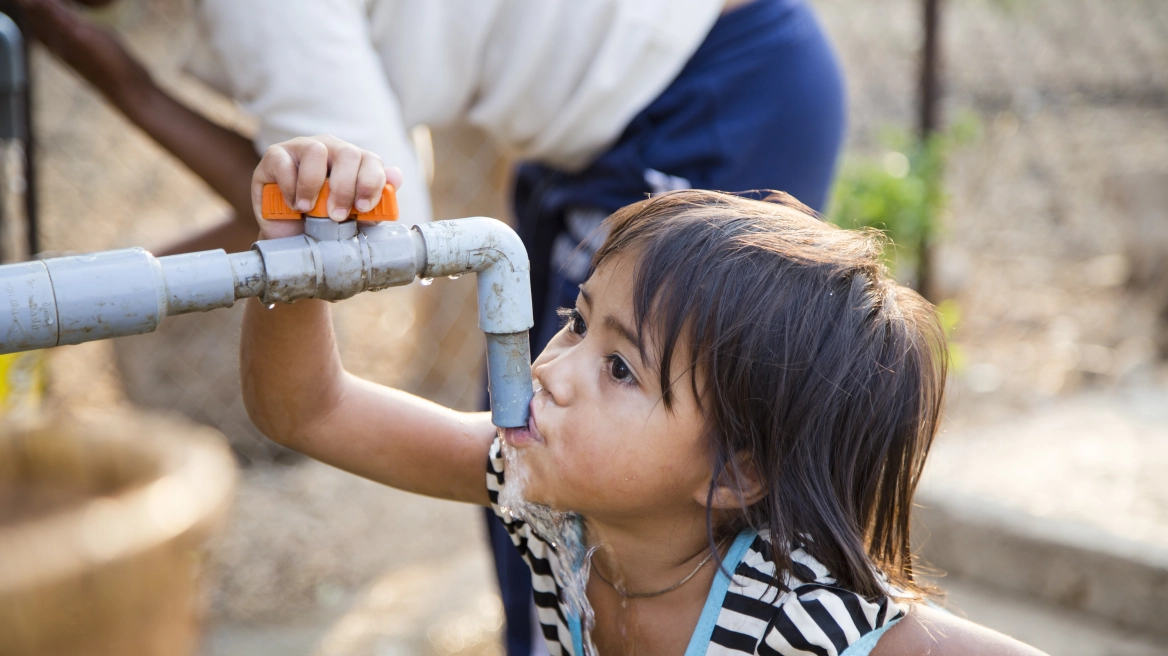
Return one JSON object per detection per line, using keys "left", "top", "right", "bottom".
{"left": 486, "top": 438, "right": 907, "bottom": 655}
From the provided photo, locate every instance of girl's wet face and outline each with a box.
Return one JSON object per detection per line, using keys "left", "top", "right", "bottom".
{"left": 505, "top": 253, "right": 712, "bottom": 521}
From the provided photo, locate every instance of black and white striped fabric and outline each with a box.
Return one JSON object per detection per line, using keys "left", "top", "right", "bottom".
{"left": 486, "top": 438, "right": 906, "bottom": 656}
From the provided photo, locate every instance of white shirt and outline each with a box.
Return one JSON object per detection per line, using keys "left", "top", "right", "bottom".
{"left": 185, "top": 0, "right": 724, "bottom": 223}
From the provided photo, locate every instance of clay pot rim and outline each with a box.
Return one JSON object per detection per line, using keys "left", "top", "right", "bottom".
{"left": 0, "top": 415, "right": 237, "bottom": 593}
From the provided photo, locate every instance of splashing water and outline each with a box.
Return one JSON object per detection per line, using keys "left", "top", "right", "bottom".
{"left": 497, "top": 434, "right": 599, "bottom": 655}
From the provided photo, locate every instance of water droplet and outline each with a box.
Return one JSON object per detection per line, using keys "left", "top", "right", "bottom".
{"left": 267, "top": 304, "right": 276, "bottom": 310}
{"left": 420, "top": 277, "right": 433, "bottom": 286}
{"left": 448, "top": 274, "right": 462, "bottom": 280}
{"left": 46, "top": 317, "right": 54, "bottom": 325}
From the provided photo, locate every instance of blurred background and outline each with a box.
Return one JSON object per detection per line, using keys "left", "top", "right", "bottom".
{"left": 1, "top": 0, "right": 1165, "bottom": 654}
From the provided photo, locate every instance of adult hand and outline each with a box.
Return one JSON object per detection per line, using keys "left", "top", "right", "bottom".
{"left": 9, "top": 0, "right": 153, "bottom": 114}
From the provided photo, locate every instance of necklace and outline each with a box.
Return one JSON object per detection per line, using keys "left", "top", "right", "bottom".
{"left": 590, "top": 542, "right": 724, "bottom": 599}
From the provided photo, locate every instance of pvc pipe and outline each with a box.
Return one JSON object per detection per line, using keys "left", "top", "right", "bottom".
{"left": 159, "top": 250, "right": 236, "bottom": 315}
{"left": 413, "top": 218, "right": 534, "bottom": 427}
{"left": 0, "top": 259, "right": 56, "bottom": 351}
{"left": 0, "top": 217, "right": 534, "bottom": 428}
{"left": 45, "top": 248, "right": 168, "bottom": 346}
{"left": 483, "top": 331, "right": 534, "bottom": 429}
{"left": 228, "top": 251, "right": 266, "bottom": 299}
{"left": 251, "top": 221, "right": 419, "bottom": 304}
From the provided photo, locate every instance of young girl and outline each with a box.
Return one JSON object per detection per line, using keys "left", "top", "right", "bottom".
{"left": 242, "top": 136, "right": 1045, "bottom": 656}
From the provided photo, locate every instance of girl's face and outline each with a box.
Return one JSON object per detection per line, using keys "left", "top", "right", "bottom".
{"left": 503, "top": 253, "right": 714, "bottom": 522}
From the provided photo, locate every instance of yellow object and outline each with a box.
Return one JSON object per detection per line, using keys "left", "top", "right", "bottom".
{"left": 0, "top": 351, "right": 45, "bottom": 416}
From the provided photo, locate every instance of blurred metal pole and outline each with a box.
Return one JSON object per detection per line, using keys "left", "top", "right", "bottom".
{"left": 0, "top": 12, "right": 26, "bottom": 263}
{"left": 918, "top": 0, "right": 942, "bottom": 138}
{"left": 19, "top": 10, "right": 34, "bottom": 260}
{"left": 0, "top": 11, "right": 43, "bottom": 418}
{"left": 916, "top": 0, "right": 942, "bottom": 300}
{"left": 0, "top": 13, "right": 22, "bottom": 138}
{"left": 0, "top": 9, "right": 30, "bottom": 264}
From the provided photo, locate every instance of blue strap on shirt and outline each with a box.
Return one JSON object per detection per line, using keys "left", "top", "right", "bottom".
{"left": 683, "top": 530, "right": 760, "bottom": 656}
{"left": 570, "top": 528, "right": 900, "bottom": 656}
{"left": 839, "top": 617, "right": 902, "bottom": 656}
{"left": 567, "top": 531, "right": 757, "bottom": 656}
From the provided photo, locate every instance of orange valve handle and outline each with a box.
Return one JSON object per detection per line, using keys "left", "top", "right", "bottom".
{"left": 261, "top": 182, "right": 398, "bottom": 221}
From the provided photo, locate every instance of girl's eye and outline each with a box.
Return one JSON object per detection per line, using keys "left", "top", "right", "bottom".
{"left": 606, "top": 355, "right": 635, "bottom": 385}
{"left": 558, "top": 307, "right": 587, "bottom": 336}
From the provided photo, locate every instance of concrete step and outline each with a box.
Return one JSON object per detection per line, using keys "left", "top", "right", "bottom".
{"left": 935, "top": 576, "right": 1168, "bottom": 656}
{"left": 916, "top": 490, "right": 1168, "bottom": 641}
{"left": 917, "top": 388, "right": 1168, "bottom": 639}
{"left": 202, "top": 542, "right": 1168, "bottom": 656}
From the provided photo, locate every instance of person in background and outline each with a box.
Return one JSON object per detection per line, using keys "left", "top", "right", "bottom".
{"left": 12, "top": 1, "right": 846, "bottom": 652}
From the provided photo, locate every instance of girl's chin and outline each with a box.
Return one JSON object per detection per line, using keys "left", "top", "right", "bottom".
{"left": 504, "top": 468, "right": 560, "bottom": 510}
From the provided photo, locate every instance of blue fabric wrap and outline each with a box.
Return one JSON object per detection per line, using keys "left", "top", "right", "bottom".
{"left": 564, "top": 530, "right": 758, "bottom": 656}
{"left": 514, "top": 0, "right": 847, "bottom": 350}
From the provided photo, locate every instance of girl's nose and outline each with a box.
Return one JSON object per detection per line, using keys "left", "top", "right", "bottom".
{"left": 532, "top": 345, "right": 574, "bottom": 406}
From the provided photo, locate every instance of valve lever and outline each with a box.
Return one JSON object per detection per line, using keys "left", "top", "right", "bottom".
{"left": 261, "top": 182, "right": 398, "bottom": 223}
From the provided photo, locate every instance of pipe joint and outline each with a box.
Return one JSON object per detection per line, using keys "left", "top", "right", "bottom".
{"left": 413, "top": 218, "right": 533, "bottom": 335}
{"left": 251, "top": 222, "right": 422, "bottom": 304}
{"left": 361, "top": 222, "right": 420, "bottom": 290}
{"left": 413, "top": 218, "right": 535, "bottom": 427}
{"left": 46, "top": 248, "right": 167, "bottom": 346}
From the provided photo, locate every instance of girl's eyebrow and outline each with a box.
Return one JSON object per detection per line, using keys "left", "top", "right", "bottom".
{"left": 579, "top": 287, "right": 652, "bottom": 372}
{"left": 603, "top": 315, "right": 644, "bottom": 358}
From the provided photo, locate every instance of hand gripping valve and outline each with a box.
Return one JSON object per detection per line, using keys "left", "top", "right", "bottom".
{"left": 0, "top": 185, "right": 534, "bottom": 428}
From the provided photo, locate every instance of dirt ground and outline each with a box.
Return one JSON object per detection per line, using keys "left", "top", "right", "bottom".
{"left": 19, "top": 0, "right": 1168, "bottom": 652}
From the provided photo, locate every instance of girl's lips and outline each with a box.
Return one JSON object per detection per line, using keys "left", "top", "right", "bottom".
{"left": 502, "top": 401, "right": 544, "bottom": 447}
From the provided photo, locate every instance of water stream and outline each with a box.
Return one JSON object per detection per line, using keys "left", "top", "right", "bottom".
{"left": 497, "top": 435, "right": 599, "bottom": 656}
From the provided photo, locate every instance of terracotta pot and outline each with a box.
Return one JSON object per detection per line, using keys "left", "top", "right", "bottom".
{"left": 0, "top": 414, "right": 236, "bottom": 655}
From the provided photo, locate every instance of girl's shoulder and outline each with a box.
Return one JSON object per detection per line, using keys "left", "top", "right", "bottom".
{"left": 870, "top": 604, "right": 1049, "bottom": 656}
{"left": 726, "top": 533, "right": 1047, "bottom": 656}
{"left": 712, "top": 531, "right": 908, "bottom": 655}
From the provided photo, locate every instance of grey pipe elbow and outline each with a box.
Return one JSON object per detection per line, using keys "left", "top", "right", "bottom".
{"left": 412, "top": 218, "right": 533, "bottom": 335}
{"left": 413, "top": 219, "right": 535, "bottom": 428}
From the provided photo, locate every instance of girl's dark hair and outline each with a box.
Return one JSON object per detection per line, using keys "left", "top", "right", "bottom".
{"left": 592, "top": 190, "right": 947, "bottom": 599}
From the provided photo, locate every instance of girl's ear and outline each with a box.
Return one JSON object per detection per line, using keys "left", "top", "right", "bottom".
{"left": 694, "top": 452, "right": 766, "bottom": 510}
